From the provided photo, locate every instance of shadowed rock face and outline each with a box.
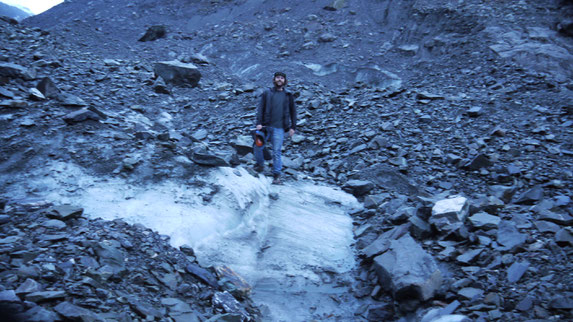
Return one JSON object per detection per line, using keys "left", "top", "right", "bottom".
{"left": 0, "top": 0, "right": 571, "bottom": 321}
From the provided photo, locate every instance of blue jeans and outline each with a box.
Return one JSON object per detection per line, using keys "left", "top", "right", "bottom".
{"left": 254, "top": 127, "right": 284, "bottom": 176}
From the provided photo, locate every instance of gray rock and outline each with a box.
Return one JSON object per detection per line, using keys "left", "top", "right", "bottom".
{"left": 534, "top": 220, "right": 560, "bottom": 233}
{"left": 26, "top": 290, "right": 66, "bottom": 302}
{"left": 464, "top": 154, "right": 492, "bottom": 170}
{"left": 60, "top": 93, "right": 88, "bottom": 107}
{"left": 190, "top": 147, "right": 233, "bottom": 167}
{"left": 0, "top": 62, "right": 36, "bottom": 80}
{"left": 373, "top": 234, "right": 442, "bottom": 302}
{"left": 94, "top": 240, "right": 126, "bottom": 274}
{"left": 0, "top": 290, "right": 20, "bottom": 302}
{"left": 54, "top": 302, "right": 98, "bottom": 321}
{"left": 497, "top": 220, "right": 526, "bottom": 250}
{"left": 29, "top": 88, "right": 45, "bottom": 101}
{"left": 17, "top": 306, "right": 59, "bottom": 322}
{"left": 538, "top": 210, "right": 573, "bottom": 225}
{"left": 342, "top": 179, "right": 374, "bottom": 196}
{"left": 515, "top": 185, "right": 545, "bottom": 205}
{"left": 47, "top": 205, "right": 83, "bottom": 220}
{"left": 468, "top": 212, "right": 501, "bottom": 230}
{"left": 153, "top": 77, "right": 170, "bottom": 94}
{"left": 15, "top": 278, "right": 42, "bottom": 295}
{"left": 458, "top": 287, "right": 484, "bottom": 300}
{"left": 318, "top": 33, "right": 337, "bottom": 42}
{"left": 139, "top": 25, "right": 167, "bottom": 42}
{"left": 430, "top": 196, "right": 469, "bottom": 232}
{"left": 36, "top": 77, "right": 61, "bottom": 98}
{"left": 185, "top": 263, "right": 219, "bottom": 288}
{"left": 362, "top": 224, "right": 411, "bottom": 258}
{"left": 154, "top": 60, "right": 201, "bottom": 87}
{"left": 507, "top": 261, "right": 530, "bottom": 283}
{"left": 42, "top": 219, "right": 66, "bottom": 229}
{"left": 191, "top": 129, "right": 208, "bottom": 141}
{"left": 456, "top": 248, "right": 483, "bottom": 264}
{"left": 63, "top": 109, "right": 102, "bottom": 124}
{"left": 555, "top": 228, "right": 573, "bottom": 246}
{"left": 212, "top": 292, "right": 249, "bottom": 319}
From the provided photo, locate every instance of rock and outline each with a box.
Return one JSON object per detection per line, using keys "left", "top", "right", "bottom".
{"left": 463, "top": 154, "right": 492, "bottom": 170}
{"left": 215, "top": 266, "right": 251, "bottom": 299}
{"left": 60, "top": 93, "right": 88, "bottom": 107}
{"left": 429, "top": 196, "right": 469, "bottom": 232}
{"left": 42, "top": 219, "right": 66, "bottom": 229}
{"left": 456, "top": 248, "right": 483, "bottom": 264}
{"left": 538, "top": 210, "right": 573, "bottom": 225}
{"left": 29, "top": 88, "right": 45, "bottom": 101}
{"left": 47, "top": 205, "right": 83, "bottom": 220}
{"left": 36, "top": 77, "right": 61, "bottom": 99}
{"left": 497, "top": 220, "right": 526, "bottom": 250}
{"left": 212, "top": 292, "right": 249, "bottom": 319}
{"left": 468, "top": 212, "right": 501, "bottom": 229}
{"left": 191, "top": 129, "right": 208, "bottom": 141}
{"left": 93, "top": 240, "right": 126, "bottom": 275}
{"left": 54, "top": 302, "right": 98, "bottom": 321}
{"left": 15, "top": 278, "right": 42, "bottom": 295}
{"left": 0, "top": 62, "right": 36, "bottom": 80}
{"left": 139, "top": 25, "right": 167, "bottom": 42}
{"left": 534, "top": 220, "right": 560, "bottom": 233}
{"left": 555, "top": 228, "right": 573, "bottom": 246}
{"left": 154, "top": 61, "right": 201, "bottom": 87}
{"left": 354, "top": 67, "right": 402, "bottom": 91}
{"left": 0, "top": 290, "right": 20, "bottom": 303}
{"left": 342, "top": 179, "right": 374, "bottom": 196}
{"left": 458, "top": 287, "right": 484, "bottom": 300}
{"left": 467, "top": 106, "right": 483, "bottom": 117}
{"left": 514, "top": 185, "right": 544, "bottom": 205}
{"left": 17, "top": 305, "right": 59, "bottom": 321}
{"left": 153, "top": 77, "right": 170, "bottom": 94}
{"left": 318, "top": 33, "right": 337, "bottom": 42}
{"left": 26, "top": 290, "right": 66, "bottom": 302}
{"left": 185, "top": 263, "right": 219, "bottom": 288}
{"left": 190, "top": 147, "right": 233, "bottom": 167}
{"left": 362, "top": 223, "right": 410, "bottom": 259}
{"left": 507, "top": 261, "right": 530, "bottom": 283}
{"left": 373, "top": 234, "right": 442, "bottom": 302}
{"left": 63, "top": 109, "right": 102, "bottom": 124}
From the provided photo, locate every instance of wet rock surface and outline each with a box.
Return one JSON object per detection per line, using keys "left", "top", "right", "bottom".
{"left": 0, "top": 0, "right": 571, "bottom": 320}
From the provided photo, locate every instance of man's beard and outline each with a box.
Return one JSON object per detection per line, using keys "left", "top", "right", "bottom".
{"left": 273, "top": 80, "right": 285, "bottom": 88}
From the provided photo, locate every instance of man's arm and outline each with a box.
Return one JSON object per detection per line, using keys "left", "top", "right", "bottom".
{"left": 288, "top": 94, "right": 297, "bottom": 136}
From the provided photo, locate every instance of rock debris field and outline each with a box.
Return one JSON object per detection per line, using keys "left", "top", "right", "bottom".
{"left": 0, "top": 0, "right": 572, "bottom": 321}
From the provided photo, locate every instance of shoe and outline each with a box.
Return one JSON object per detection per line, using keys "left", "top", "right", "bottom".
{"left": 254, "top": 164, "right": 264, "bottom": 173}
{"left": 272, "top": 174, "right": 281, "bottom": 185}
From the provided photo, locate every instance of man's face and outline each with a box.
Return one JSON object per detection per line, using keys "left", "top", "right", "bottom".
{"left": 273, "top": 75, "right": 286, "bottom": 87}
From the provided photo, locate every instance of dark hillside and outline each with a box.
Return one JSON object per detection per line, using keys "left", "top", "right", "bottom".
{"left": 0, "top": 0, "right": 570, "bottom": 320}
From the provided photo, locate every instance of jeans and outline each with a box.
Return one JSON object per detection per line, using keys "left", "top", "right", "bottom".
{"left": 254, "top": 127, "right": 284, "bottom": 176}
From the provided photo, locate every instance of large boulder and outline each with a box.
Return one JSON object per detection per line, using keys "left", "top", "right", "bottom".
{"left": 154, "top": 61, "right": 201, "bottom": 87}
{"left": 373, "top": 234, "right": 442, "bottom": 302}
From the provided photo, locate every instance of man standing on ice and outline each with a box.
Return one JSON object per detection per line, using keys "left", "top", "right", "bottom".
{"left": 254, "top": 72, "right": 297, "bottom": 185}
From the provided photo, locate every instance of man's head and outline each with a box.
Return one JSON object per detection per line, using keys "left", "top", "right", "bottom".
{"left": 273, "top": 71, "right": 287, "bottom": 89}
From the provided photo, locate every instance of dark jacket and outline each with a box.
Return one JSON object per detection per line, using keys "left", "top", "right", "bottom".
{"left": 256, "top": 87, "right": 297, "bottom": 131}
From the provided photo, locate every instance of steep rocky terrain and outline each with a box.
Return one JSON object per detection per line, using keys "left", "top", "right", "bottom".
{"left": 0, "top": 0, "right": 572, "bottom": 321}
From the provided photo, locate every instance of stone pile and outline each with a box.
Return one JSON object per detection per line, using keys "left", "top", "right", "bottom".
{"left": 0, "top": 199, "right": 259, "bottom": 321}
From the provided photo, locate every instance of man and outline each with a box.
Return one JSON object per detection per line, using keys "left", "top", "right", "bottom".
{"left": 254, "top": 72, "right": 297, "bottom": 184}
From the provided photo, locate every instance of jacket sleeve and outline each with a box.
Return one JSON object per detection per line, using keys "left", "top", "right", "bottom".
{"left": 289, "top": 94, "right": 297, "bottom": 130}
{"left": 256, "top": 90, "right": 266, "bottom": 126}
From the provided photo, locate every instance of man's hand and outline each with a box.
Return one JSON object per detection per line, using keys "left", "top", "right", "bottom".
{"left": 289, "top": 129, "right": 295, "bottom": 137}
{"left": 256, "top": 124, "right": 262, "bottom": 130}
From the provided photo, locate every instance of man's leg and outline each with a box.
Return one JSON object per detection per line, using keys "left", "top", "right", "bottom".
{"left": 253, "top": 131, "right": 266, "bottom": 172}
{"left": 270, "top": 127, "right": 284, "bottom": 177}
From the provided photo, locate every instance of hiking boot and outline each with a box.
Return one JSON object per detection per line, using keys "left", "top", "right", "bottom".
{"left": 254, "top": 164, "right": 264, "bottom": 173}
{"left": 272, "top": 174, "right": 282, "bottom": 185}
